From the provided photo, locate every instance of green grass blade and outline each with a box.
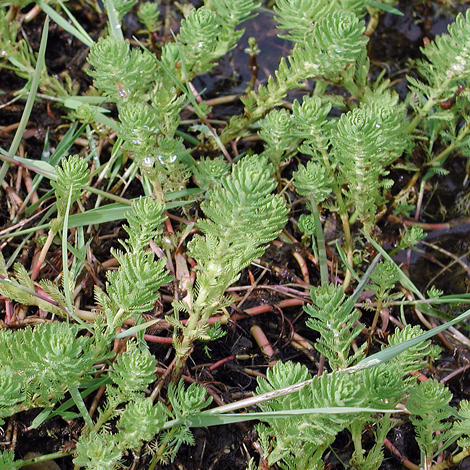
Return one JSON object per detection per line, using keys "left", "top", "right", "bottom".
{"left": 112, "top": 319, "right": 165, "bottom": 339}
{"left": 364, "top": 0, "right": 403, "bottom": 15}
{"left": 335, "top": 239, "right": 360, "bottom": 282}
{"left": 0, "top": 197, "right": 196, "bottom": 240}
{"left": 363, "top": 231, "right": 424, "bottom": 299}
{"left": 310, "top": 195, "right": 328, "bottom": 285}
{"left": 186, "top": 407, "right": 402, "bottom": 428}
{"left": 56, "top": 0, "right": 94, "bottom": 47}
{"left": 357, "top": 306, "right": 470, "bottom": 368}
{"left": 36, "top": 1, "right": 94, "bottom": 47}
{"left": 13, "top": 156, "right": 57, "bottom": 179}
{"left": 31, "top": 378, "right": 110, "bottom": 428}
{"left": 49, "top": 123, "right": 87, "bottom": 165}
{"left": 161, "top": 406, "right": 403, "bottom": 430}
{"left": 61, "top": 191, "right": 90, "bottom": 329}
{"left": 69, "top": 387, "right": 93, "bottom": 428}
{"left": 0, "top": 16, "right": 50, "bottom": 183}
{"left": 105, "top": 0, "right": 124, "bottom": 40}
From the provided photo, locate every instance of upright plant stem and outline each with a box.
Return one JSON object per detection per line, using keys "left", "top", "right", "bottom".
{"left": 407, "top": 78, "right": 452, "bottom": 135}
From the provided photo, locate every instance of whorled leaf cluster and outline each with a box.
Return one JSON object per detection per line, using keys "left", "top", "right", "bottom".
{"left": 0, "top": 322, "right": 105, "bottom": 423}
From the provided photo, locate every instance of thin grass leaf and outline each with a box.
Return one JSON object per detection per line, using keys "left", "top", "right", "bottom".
{"left": 310, "top": 195, "right": 328, "bottom": 285}
{"left": 363, "top": 231, "right": 424, "bottom": 299}
{"left": 63, "top": 96, "right": 111, "bottom": 105}
{"left": 37, "top": 1, "right": 94, "bottom": 47}
{"left": 31, "top": 378, "right": 110, "bottom": 428}
{"left": 364, "top": 0, "right": 403, "bottom": 15}
{"left": 112, "top": 319, "right": 165, "bottom": 339}
{"left": 185, "top": 407, "right": 403, "bottom": 428}
{"left": 357, "top": 306, "right": 470, "bottom": 368}
{"left": 62, "top": 189, "right": 74, "bottom": 316}
{"left": 69, "top": 387, "right": 93, "bottom": 428}
{"left": 335, "top": 240, "right": 360, "bottom": 282}
{"left": 57, "top": 0, "right": 95, "bottom": 47}
{"left": 30, "top": 407, "right": 54, "bottom": 429}
{"left": 0, "top": 198, "right": 196, "bottom": 241}
{"left": 0, "top": 16, "right": 50, "bottom": 183}
{"left": 105, "top": 0, "right": 124, "bottom": 40}
{"left": 166, "top": 188, "right": 202, "bottom": 200}
{"left": 61, "top": 190, "right": 90, "bottom": 329}
{"left": 50, "top": 123, "right": 87, "bottom": 167}
{"left": 362, "top": 231, "right": 466, "bottom": 322}
{"left": 13, "top": 156, "right": 57, "bottom": 179}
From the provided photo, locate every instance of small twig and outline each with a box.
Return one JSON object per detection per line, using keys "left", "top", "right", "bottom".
{"left": 384, "top": 437, "right": 420, "bottom": 470}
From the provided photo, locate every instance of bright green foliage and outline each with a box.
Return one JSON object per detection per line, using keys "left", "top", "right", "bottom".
{"left": 409, "top": 10, "right": 470, "bottom": 109}
{"left": 4, "top": 2, "right": 470, "bottom": 469}
{"left": 109, "top": 340, "right": 157, "bottom": 397}
{"left": 294, "top": 10, "right": 367, "bottom": 78}
{"left": 175, "top": 0, "right": 260, "bottom": 78}
{"left": 385, "top": 325, "right": 441, "bottom": 378}
{"left": 197, "top": 155, "right": 287, "bottom": 246}
{"left": 0, "top": 450, "right": 21, "bottom": 469}
{"left": 149, "top": 83, "right": 186, "bottom": 135}
{"left": 348, "top": 363, "right": 407, "bottom": 470}
{"left": 254, "top": 266, "right": 448, "bottom": 470}
{"left": 192, "top": 156, "right": 230, "bottom": 191}
{"left": 0, "top": 254, "right": 68, "bottom": 317}
{"left": 452, "top": 400, "right": 470, "bottom": 448}
{"left": 293, "top": 161, "right": 333, "bottom": 203}
{"left": 157, "top": 0, "right": 260, "bottom": 83}
{"left": 293, "top": 96, "right": 332, "bottom": 157}
{"left": 168, "top": 381, "right": 213, "bottom": 418}
{"left": 221, "top": 8, "right": 367, "bottom": 142}
{"left": 407, "top": 379, "right": 453, "bottom": 463}
{"left": 368, "top": 260, "right": 403, "bottom": 306}
{"left": 274, "top": 0, "right": 367, "bottom": 43}
{"left": 88, "top": 34, "right": 190, "bottom": 198}
{"left": 0, "top": 323, "right": 103, "bottom": 422}
{"left": 95, "top": 197, "right": 172, "bottom": 330}
{"left": 87, "top": 37, "right": 157, "bottom": 103}
{"left": 395, "top": 226, "right": 426, "bottom": 251}
{"left": 156, "top": 381, "right": 213, "bottom": 461}
{"left": 112, "top": 0, "right": 137, "bottom": 20}
{"left": 274, "top": 0, "right": 334, "bottom": 42}
{"left": 120, "top": 197, "right": 166, "bottom": 253}
{"left": 258, "top": 108, "right": 297, "bottom": 168}
{"left": 51, "top": 154, "right": 90, "bottom": 216}
{"left": 304, "top": 284, "right": 366, "bottom": 369}
{"left": 259, "top": 95, "right": 333, "bottom": 171}
{"left": 105, "top": 250, "right": 170, "bottom": 318}
{"left": 73, "top": 432, "right": 122, "bottom": 470}
{"left": 332, "top": 102, "right": 409, "bottom": 230}
{"left": 0, "top": 366, "right": 25, "bottom": 422}
{"left": 170, "top": 155, "right": 287, "bottom": 377}
{"left": 257, "top": 361, "right": 311, "bottom": 393}
{"left": 118, "top": 102, "right": 159, "bottom": 151}
{"left": 406, "top": 10, "right": 470, "bottom": 173}
{"left": 369, "top": 261, "right": 399, "bottom": 290}
{"left": 0, "top": 10, "right": 21, "bottom": 70}
{"left": 184, "top": 155, "right": 287, "bottom": 312}
{"left": 137, "top": 2, "right": 160, "bottom": 31}
{"left": 256, "top": 362, "right": 367, "bottom": 467}
{"left": 361, "top": 363, "right": 406, "bottom": 409}
{"left": 205, "top": 0, "right": 258, "bottom": 31}
{"left": 186, "top": 155, "right": 288, "bottom": 289}
{"left": 177, "top": 8, "right": 225, "bottom": 75}
{"left": 117, "top": 398, "right": 167, "bottom": 448}
{"left": 297, "top": 213, "right": 316, "bottom": 236}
